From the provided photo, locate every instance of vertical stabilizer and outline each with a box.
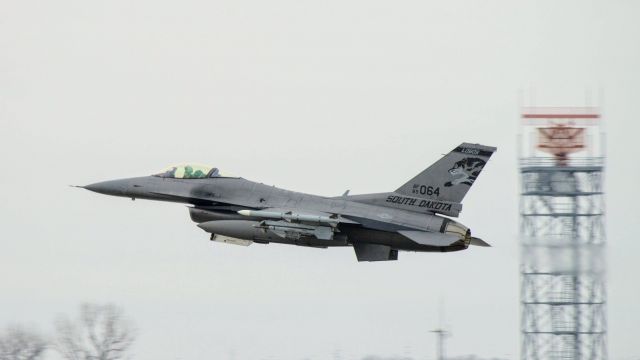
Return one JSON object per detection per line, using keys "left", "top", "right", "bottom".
{"left": 395, "top": 143, "right": 496, "bottom": 203}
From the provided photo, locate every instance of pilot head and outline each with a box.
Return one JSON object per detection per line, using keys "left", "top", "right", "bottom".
{"left": 184, "top": 166, "right": 194, "bottom": 178}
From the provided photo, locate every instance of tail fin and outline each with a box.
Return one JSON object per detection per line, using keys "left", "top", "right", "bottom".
{"left": 395, "top": 143, "right": 496, "bottom": 203}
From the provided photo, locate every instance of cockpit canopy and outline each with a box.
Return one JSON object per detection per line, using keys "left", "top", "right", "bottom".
{"left": 153, "top": 164, "right": 222, "bottom": 179}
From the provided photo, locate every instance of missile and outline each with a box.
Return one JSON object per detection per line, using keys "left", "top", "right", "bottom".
{"left": 237, "top": 210, "right": 340, "bottom": 225}
{"left": 197, "top": 219, "right": 337, "bottom": 241}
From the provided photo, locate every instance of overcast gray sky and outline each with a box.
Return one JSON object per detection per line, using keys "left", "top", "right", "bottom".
{"left": 1, "top": 0, "right": 639, "bottom": 359}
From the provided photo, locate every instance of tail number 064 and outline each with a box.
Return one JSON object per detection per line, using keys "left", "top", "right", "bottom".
{"left": 416, "top": 185, "right": 440, "bottom": 197}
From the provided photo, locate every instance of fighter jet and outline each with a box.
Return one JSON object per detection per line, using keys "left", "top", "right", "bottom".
{"left": 82, "top": 143, "right": 495, "bottom": 261}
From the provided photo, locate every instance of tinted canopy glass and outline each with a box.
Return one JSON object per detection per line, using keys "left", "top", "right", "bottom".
{"left": 153, "top": 164, "right": 221, "bottom": 179}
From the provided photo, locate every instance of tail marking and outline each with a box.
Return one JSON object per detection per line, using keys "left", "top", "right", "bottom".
{"left": 444, "top": 157, "right": 487, "bottom": 187}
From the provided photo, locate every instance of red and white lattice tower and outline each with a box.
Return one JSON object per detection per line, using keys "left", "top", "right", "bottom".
{"left": 519, "top": 107, "right": 607, "bottom": 360}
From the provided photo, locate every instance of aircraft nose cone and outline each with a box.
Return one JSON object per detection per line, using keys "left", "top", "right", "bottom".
{"left": 84, "top": 180, "right": 128, "bottom": 196}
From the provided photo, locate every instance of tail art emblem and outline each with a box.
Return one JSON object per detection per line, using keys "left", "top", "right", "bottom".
{"left": 444, "top": 158, "right": 486, "bottom": 187}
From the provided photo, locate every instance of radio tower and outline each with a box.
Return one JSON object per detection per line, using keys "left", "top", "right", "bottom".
{"left": 519, "top": 107, "right": 607, "bottom": 360}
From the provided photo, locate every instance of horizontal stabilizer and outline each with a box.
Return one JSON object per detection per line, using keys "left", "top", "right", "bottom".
{"left": 469, "top": 237, "right": 491, "bottom": 247}
{"left": 398, "top": 230, "right": 461, "bottom": 247}
{"left": 353, "top": 243, "right": 398, "bottom": 262}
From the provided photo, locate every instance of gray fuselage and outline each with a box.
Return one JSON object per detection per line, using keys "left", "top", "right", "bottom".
{"left": 84, "top": 175, "right": 467, "bottom": 252}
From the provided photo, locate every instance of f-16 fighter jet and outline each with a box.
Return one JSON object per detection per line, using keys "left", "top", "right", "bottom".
{"left": 82, "top": 143, "right": 495, "bottom": 261}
